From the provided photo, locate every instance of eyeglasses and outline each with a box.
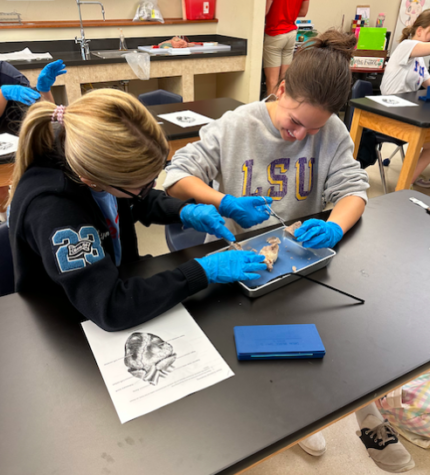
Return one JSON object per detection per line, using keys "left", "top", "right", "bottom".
{"left": 111, "top": 180, "right": 155, "bottom": 203}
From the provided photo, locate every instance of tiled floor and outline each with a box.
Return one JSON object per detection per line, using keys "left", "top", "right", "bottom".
{"left": 135, "top": 144, "right": 430, "bottom": 474}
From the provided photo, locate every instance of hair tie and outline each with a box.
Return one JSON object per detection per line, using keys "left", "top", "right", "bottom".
{"left": 51, "top": 105, "right": 66, "bottom": 126}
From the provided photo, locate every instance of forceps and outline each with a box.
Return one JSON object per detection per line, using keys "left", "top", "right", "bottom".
{"left": 261, "top": 196, "right": 294, "bottom": 236}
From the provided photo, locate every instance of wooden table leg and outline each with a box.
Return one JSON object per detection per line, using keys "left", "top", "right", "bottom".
{"left": 0, "top": 163, "right": 14, "bottom": 213}
{"left": 395, "top": 127, "right": 426, "bottom": 191}
{"left": 349, "top": 109, "right": 363, "bottom": 160}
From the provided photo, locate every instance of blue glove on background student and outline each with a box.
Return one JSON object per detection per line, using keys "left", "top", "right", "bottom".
{"left": 294, "top": 219, "right": 343, "bottom": 249}
{"left": 196, "top": 251, "right": 267, "bottom": 284}
{"left": 1, "top": 85, "right": 40, "bottom": 105}
{"left": 219, "top": 195, "right": 273, "bottom": 228}
{"left": 36, "top": 60, "right": 67, "bottom": 92}
{"left": 180, "top": 203, "right": 236, "bottom": 242}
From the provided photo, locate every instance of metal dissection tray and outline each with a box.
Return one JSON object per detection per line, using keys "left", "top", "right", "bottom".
{"left": 211, "top": 226, "right": 336, "bottom": 298}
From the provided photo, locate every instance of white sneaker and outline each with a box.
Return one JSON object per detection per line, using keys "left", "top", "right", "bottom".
{"left": 357, "top": 415, "right": 415, "bottom": 473}
{"left": 298, "top": 431, "right": 326, "bottom": 456}
{"left": 414, "top": 177, "right": 430, "bottom": 188}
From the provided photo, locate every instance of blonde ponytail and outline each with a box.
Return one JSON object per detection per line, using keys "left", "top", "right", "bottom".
{"left": 8, "top": 101, "right": 56, "bottom": 205}
{"left": 8, "top": 89, "right": 169, "bottom": 205}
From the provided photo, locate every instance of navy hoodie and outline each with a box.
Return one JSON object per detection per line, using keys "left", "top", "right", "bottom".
{"left": 9, "top": 153, "right": 208, "bottom": 331}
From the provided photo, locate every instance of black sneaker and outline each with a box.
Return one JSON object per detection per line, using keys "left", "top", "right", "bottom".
{"left": 357, "top": 415, "right": 415, "bottom": 473}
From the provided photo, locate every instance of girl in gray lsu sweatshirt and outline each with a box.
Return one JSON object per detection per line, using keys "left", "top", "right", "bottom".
{"left": 165, "top": 31, "right": 415, "bottom": 472}
{"left": 164, "top": 30, "right": 369, "bottom": 249}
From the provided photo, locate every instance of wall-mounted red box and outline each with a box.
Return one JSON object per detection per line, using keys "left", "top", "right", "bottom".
{"left": 184, "top": 0, "right": 216, "bottom": 20}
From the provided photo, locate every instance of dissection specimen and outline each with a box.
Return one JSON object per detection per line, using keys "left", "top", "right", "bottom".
{"left": 284, "top": 221, "right": 302, "bottom": 238}
{"left": 259, "top": 237, "right": 281, "bottom": 272}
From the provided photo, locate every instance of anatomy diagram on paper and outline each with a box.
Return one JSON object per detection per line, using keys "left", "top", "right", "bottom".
{"left": 0, "top": 141, "right": 13, "bottom": 152}
{"left": 81, "top": 304, "right": 234, "bottom": 423}
{"left": 124, "top": 332, "right": 177, "bottom": 386}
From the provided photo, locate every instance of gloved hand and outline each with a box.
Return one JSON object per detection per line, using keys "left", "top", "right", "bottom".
{"left": 294, "top": 219, "right": 344, "bottom": 249}
{"left": 36, "top": 60, "right": 67, "bottom": 92}
{"left": 180, "top": 203, "right": 236, "bottom": 242}
{"left": 219, "top": 195, "right": 273, "bottom": 229}
{"left": 196, "top": 251, "right": 267, "bottom": 284}
{"left": 1, "top": 85, "right": 40, "bottom": 106}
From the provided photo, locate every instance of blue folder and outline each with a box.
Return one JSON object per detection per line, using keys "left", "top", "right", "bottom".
{"left": 233, "top": 324, "right": 325, "bottom": 360}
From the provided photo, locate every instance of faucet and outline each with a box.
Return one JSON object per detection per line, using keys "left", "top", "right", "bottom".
{"left": 75, "top": 0, "right": 106, "bottom": 60}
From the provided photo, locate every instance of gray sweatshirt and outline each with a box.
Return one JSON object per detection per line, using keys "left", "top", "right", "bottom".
{"left": 164, "top": 101, "right": 369, "bottom": 236}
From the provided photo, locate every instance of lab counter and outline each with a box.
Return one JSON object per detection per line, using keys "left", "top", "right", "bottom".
{"left": 1, "top": 35, "right": 247, "bottom": 103}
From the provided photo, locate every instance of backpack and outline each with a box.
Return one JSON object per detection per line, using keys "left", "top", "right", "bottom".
{"left": 376, "top": 373, "right": 430, "bottom": 448}
{"left": 356, "top": 129, "right": 378, "bottom": 169}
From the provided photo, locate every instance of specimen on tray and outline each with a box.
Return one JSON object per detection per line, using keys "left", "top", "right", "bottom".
{"left": 284, "top": 221, "right": 302, "bottom": 238}
{"left": 259, "top": 237, "right": 280, "bottom": 272}
{"left": 227, "top": 241, "right": 243, "bottom": 251}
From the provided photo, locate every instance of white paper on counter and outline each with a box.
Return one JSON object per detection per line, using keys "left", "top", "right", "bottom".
{"left": 81, "top": 304, "right": 234, "bottom": 423}
{"left": 0, "top": 48, "right": 53, "bottom": 62}
{"left": 366, "top": 95, "right": 419, "bottom": 107}
{"left": 0, "top": 133, "right": 19, "bottom": 157}
{"left": 157, "top": 110, "right": 214, "bottom": 128}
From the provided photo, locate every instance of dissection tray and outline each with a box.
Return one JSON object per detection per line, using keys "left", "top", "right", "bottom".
{"left": 211, "top": 226, "right": 336, "bottom": 298}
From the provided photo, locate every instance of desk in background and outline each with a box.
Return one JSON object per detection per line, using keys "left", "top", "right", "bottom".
{"left": 147, "top": 97, "right": 243, "bottom": 161}
{"left": 1, "top": 190, "right": 430, "bottom": 475}
{"left": 350, "top": 90, "right": 430, "bottom": 190}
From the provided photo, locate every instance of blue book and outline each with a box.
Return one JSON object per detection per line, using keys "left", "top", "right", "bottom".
{"left": 233, "top": 324, "right": 325, "bottom": 360}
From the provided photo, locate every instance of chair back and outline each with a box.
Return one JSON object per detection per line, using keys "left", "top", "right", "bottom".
{"left": 138, "top": 89, "right": 183, "bottom": 107}
{"left": 344, "top": 80, "right": 373, "bottom": 130}
{"left": 0, "top": 222, "right": 15, "bottom": 297}
{"left": 165, "top": 222, "right": 206, "bottom": 252}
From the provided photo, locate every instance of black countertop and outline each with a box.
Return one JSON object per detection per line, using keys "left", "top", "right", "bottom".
{"left": 0, "top": 35, "right": 247, "bottom": 70}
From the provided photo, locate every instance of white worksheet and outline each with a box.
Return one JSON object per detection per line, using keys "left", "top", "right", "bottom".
{"left": 366, "top": 95, "right": 419, "bottom": 107}
{"left": 157, "top": 110, "right": 214, "bottom": 128}
{"left": 82, "top": 304, "right": 234, "bottom": 423}
{"left": 0, "top": 133, "right": 19, "bottom": 157}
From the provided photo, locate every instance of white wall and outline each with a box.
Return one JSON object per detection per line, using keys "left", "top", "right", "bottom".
{"left": 0, "top": 0, "right": 181, "bottom": 22}
{"left": 216, "top": 0, "right": 265, "bottom": 103}
{"left": 0, "top": 0, "right": 215, "bottom": 41}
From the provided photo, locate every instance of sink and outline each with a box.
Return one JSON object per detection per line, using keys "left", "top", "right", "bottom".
{"left": 91, "top": 49, "right": 140, "bottom": 59}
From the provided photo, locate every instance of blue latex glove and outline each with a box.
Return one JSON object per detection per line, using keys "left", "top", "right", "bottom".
{"left": 1, "top": 85, "right": 40, "bottom": 106}
{"left": 294, "top": 219, "right": 344, "bottom": 249}
{"left": 219, "top": 195, "right": 273, "bottom": 228}
{"left": 180, "top": 203, "right": 236, "bottom": 242}
{"left": 36, "top": 60, "right": 67, "bottom": 92}
{"left": 196, "top": 251, "right": 267, "bottom": 284}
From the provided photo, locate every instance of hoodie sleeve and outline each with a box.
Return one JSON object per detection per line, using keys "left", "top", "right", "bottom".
{"left": 323, "top": 132, "right": 369, "bottom": 206}
{"left": 163, "top": 112, "right": 232, "bottom": 190}
{"left": 131, "top": 189, "right": 194, "bottom": 226}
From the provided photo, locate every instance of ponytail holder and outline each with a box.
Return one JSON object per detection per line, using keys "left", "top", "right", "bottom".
{"left": 51, "top": 105, "right": 66, "bottom": 126}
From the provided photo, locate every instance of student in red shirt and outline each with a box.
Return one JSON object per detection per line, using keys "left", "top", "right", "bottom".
{"left": 264, "top": 0, "right": 310, "bottom": 96}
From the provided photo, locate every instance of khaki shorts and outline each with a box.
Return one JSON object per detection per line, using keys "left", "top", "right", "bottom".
{"left": 263, "top": 30, "right": 297, "bottom": 68}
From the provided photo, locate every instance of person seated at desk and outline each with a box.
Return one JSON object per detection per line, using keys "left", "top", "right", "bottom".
{"left": 164, "top": 29, "right": 414, "bottom": 472}
{"left": 0, "top": 59, "right": 66, "bottom": 221}
{"left": 7, "top": 88, "right": 268, "bottom": 332}
{"left": 380, "top": 9, "right": 430, "bottom": 188}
